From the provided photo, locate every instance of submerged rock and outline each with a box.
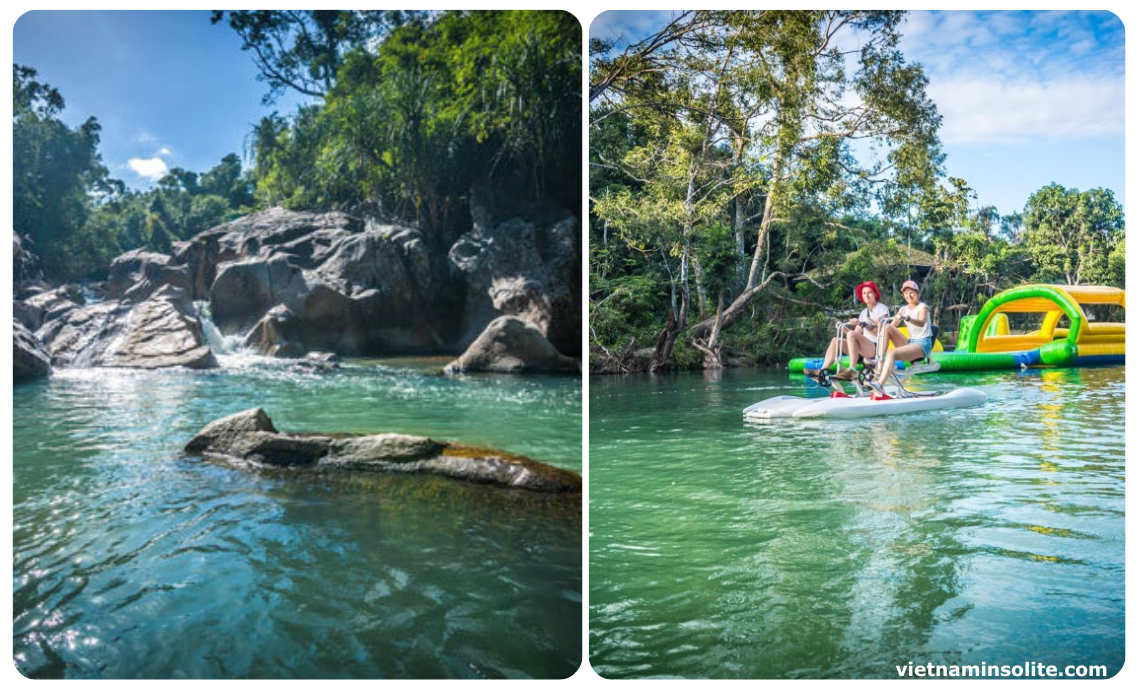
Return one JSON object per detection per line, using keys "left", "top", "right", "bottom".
{"left": 445, "top": 316, "right": 578, "bottom": 374}
{"left": 185, "top": 408, "right": 580, "bottom": 493}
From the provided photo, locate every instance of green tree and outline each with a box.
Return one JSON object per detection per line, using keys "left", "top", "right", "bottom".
{"left": 13, "top": 64, "right": 112, "bottom": 279}
{"left": 1022, "top": 183, "right": 1124, "bottom": 285}
{"left": 211, "top": 10, "right": 422, "bottom": 102}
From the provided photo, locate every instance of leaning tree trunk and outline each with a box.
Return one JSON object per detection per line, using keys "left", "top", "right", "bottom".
{"left": 692, "top": 291, "right": 725, "bottom": 369}
{"left": 746, "top": 150, "right": 783, "bottom": 290}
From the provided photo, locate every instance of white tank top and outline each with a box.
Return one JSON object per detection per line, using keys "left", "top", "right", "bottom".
{"left": 858, "top": 303, "right": 890, "bottom": 344}
{"left": 900, "top": 302, "right": 931, "bottom": 340}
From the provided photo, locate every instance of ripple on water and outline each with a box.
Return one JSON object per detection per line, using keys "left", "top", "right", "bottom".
{"left": 14, "top": 363, "right": 581, "bottom": 678}
{"left": 589, "top": 367, "right": 1124, "bottom": 678}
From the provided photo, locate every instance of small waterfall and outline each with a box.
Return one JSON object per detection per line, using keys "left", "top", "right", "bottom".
{"left": 194, "top": 301, "right": 247, "bottom": 356}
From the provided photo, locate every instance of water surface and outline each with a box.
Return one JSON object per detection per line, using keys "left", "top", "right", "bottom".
{"left": 14, "top": 358, "right": 581, "bottom": 678}
{"left": 589, "top": 367, "right": 1123, "bottom": 678}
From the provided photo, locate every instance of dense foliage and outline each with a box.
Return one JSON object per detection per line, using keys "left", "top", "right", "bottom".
{"left": 242, "top": 10, "right": 580, "bottom": 233}
{"left": 589, "top": 10, "right": 1125, "bottom": 372}
{"left": 13, "top": 10, "right": 582, "bottom": 282}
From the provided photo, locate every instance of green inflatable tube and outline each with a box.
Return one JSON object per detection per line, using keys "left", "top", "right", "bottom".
{"left": 929, "top": 351, "right": 1018, "bottom": 371}
{"left": 788, "top": 351, "right": 1018, "bottom": 373}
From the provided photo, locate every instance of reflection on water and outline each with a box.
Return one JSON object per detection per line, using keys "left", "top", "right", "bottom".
{"left": 589, "top": 367, "right": 1123, "bottom": 678}
{"left": 13, "top": 360, "right": 581, "bottom": 678}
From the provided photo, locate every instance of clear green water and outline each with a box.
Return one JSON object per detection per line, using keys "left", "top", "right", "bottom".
{"left": 589, "top": 367, "right": 1124, "bottom": 678}
{"left": 13, "top": 358, "right": 581, "bottom": 678}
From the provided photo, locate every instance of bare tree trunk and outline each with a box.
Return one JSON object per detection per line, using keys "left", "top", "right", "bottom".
{"left": 746, "top": 151, "right": 783, "bottom": 289}
{"left": 651, "top": 252, "right": 690, "bottom": 372}
{"left": 732, "top": 128, "right": 748, "bottom": 294}
{"left": 693, "top": 256, "right": 709, "bottom": 320}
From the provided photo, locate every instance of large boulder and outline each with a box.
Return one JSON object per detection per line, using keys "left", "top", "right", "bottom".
{"left": 14, "top": 319, "right": 50, "bottom": 382}
{"left": 176, "top": 208, "right": 461, "bottom": 356}
{"left": 16, "top": 285, "right": 85, "bottom": 332}
{"left": 86, "top": 205, "right": 578, "bottom": 364}
{"left": 448, "top": 216, "right": 580, "bottom": 356}
{"left": 106, "top": 249, "right": 192, "bottom": 303}
{"left": 444, "top": 316, "right": 578, "bottom": 374}
{"left": 37, "top": 285, "right": 216, "bottom": 369}
{"left": 185, "top": 408, "right": 580, "bottom": 493}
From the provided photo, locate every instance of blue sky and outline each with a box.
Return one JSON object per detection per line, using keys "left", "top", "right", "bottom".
{"left": 590, "top": 10, "right": 1125, "bottom": 216}
{"left": 13, "top": 10, "right": 311, "bottom": 190}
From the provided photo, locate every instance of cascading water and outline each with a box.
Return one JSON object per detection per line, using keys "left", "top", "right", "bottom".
{"left": 194, "top": 301, "right": 261, "bottom": 366}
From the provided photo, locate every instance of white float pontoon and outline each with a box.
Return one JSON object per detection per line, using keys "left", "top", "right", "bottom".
{"left": 744, "top": 316, "right": 987, "bottom": 420}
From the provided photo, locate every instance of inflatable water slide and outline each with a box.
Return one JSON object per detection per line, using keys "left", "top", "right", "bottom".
{"left": 789, "top": 284, "right": 1125, "bottom": 373}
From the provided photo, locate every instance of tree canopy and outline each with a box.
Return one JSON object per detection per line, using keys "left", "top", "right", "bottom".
{"left": 588, "top": 10, "right": 1126, "bottom": 372}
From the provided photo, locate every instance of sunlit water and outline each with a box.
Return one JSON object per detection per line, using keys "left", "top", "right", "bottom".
{"left": 589, "top": 367, "right": 1124, "bottom": 678}
{"left": 13, "top": 359, "right": 582, "bottom": 678}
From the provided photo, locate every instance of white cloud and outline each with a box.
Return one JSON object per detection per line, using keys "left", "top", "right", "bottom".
{"left": 897, "top": 10, "right": 1123, "bottom": 145}
{"left": 930, "top": 76, "right": 1123, "bottom": 145}
{"left": 128, "top": 156, "right": 169, "bottom": 181}
{"left": 155, "top": 146, "right": 172, "bottom": 157}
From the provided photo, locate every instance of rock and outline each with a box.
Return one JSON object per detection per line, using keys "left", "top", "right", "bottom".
{"left": 181, "top": 208, "right": 460, "bottom": 356}
{"left": 37, "top": 285, "right": 217, "bottom": 369}
{"left": 445, "top": 316, "right": 578, "bottom": 374}
{"left": 298, "top": 351, "right": 341, "bottom": 371}
{"left": 184, "top": 408, "right": 580, "bottom": 493}
{"left": 14, "top": 319, "right": 50, "bottom": 382}
{"left": 17, "top": 286, "right": 84, "bottom": 332}
{"left": 87, "top": 205, "right": 578, "bottom": 364}
{"left": 448, "top": 215, "right": 580, "bottom": 356}
{"left": 209, "top": 255, "right": 309, "bottom": 334}
{"left": 331, "top": 434, "right": 445, "bottom": 463}
{"left": 13, "top": 300, "right": 41, "bottom": 331}
{"left": 185, "top": 407, "right": 277, "bottom": 453}
{"left": 104, "top": 287, "right": 217, "bottom": 369}
{"left": 106, "top": 249, "right": 192, "bottom": 303}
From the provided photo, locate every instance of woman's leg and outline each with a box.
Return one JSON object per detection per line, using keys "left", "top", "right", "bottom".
{"left": 820, "top": 337, "right": 841, "bottom": 371}
{"left": 877, "top": 343, "right": 926, "bottom": 382}
{"left": 847, "top": 332, "right": 877, "bottom": 368}
{"left": 885, "top": 325, "right": 909, "bottom": 349}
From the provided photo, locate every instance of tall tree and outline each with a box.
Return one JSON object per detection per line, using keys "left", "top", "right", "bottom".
{"left": 13, "top": 64, "right": 111, "bottom": 279}
{"left": 1022, "top": 183, "right": 1124, "bottom": 285}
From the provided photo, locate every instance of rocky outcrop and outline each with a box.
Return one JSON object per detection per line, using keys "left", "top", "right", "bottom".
{"left": 14, "top": 319, "right": 50, "bottom": 382}
{"left": 166, "top": 208, "right": 462, "bottom": 356}
{"left": 448, "top": 216, "right": 580, "bottom": 357}
{"left": 186, "top": 408, "right": 581, "bottom": 493}
{"left": 445, "top": 316, "right": 579, "bottom": 374}
{"left": 23, "top": 205, "right": 580, "bottom": 373}
{"left": 15, "top": 285, "right": 84, "bottom": 332}
{"left": 106, "top": 249, "right": 192, "bottom": 303}
{"left": 37, "top": 285, "right": 216, "bottom": 369}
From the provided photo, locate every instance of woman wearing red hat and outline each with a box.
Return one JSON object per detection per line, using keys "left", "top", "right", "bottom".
{"left": 805, "top": 280, "right": 890, "bottom": 385}
{"left": 873, "top": 279, "right": 932, "bottom": 386}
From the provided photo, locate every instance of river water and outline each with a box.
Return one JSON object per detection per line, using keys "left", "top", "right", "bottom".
{"left": 589, "top": 367, "right": 1124, "bottom": 678}
{"left": 13, "top": 355, "right": 582, "bottom": 678}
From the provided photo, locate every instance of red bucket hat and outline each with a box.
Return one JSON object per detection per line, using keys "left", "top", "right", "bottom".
{"left": 854, "top": 281, "right": 881, "bottom": 302}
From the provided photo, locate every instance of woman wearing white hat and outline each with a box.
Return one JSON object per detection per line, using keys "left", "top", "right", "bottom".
{"left": 874, "top": 279, "right": 932, "bottom": 386}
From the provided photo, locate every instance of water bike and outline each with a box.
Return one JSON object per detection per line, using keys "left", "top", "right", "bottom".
{"left": 744, "top": 316, "right": 986, "bottom": 420}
